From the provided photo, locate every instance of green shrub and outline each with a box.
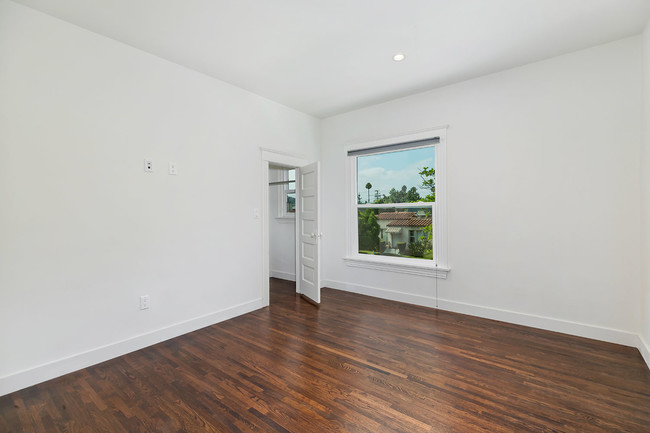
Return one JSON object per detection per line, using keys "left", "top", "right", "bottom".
{"left": 408, "top": 240, "right": 427, "bottom": 258}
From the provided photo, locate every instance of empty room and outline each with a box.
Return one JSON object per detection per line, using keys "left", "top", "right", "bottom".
{"left": 2, "top": 0, "right": 650, "bottom": 431}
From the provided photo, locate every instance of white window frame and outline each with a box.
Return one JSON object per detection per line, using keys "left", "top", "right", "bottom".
{"left": 344, "top": 127, "right": 449, "bottom": 278}
{"left": 276, "top": 168, "right": 296, "bottom": 220}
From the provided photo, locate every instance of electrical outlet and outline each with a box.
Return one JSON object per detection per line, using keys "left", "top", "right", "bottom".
{"left": 169, "top": 162, "right": 177, "bottom": 175}
{"left": 139, "top": 295, "right": 150, "bottom": 310}
{"left": 144, "top": 159, "right": 153, "bottom": 172}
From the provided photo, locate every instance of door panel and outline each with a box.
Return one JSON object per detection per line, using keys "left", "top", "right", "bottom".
{"left": 301, "top": 219, "right": 316, "bottom": 236}
{"left": 301, "top": 243, "right": 315, "bottom": 260}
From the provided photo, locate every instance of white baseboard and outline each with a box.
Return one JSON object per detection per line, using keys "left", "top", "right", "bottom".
{"left": 639, "top": 335, "right": 650, "bottom": 370}
{"left": 321, "top": 279, "right": 640, "bottom": 348}
{"left": 4, "top": 283, "right": 646, "bottom": 398}
{"left": 270, "top": 270, "right": 296, "bottom": 282}
{"left": 0, "top": 298, "right": 266, "bottom": 397}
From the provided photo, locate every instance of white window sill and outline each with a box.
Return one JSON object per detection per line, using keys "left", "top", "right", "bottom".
{"left": 275, "top": 215, "right": 296, "bottom": 223}
{"left": 343, "top": 255, "right": 449, "bottom": 279}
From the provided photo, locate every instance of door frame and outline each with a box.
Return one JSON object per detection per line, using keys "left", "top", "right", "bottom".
{"left": 260, "top": 148, "right": 310, "bottom": 306}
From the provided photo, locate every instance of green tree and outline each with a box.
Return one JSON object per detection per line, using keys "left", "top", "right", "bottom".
{"left": 421, "top": 210, "right": 433, "bottom": 258}
{"left": 406, "top": 186, "right": 421, "bottom": 202}
{"left": 358, "top": 209, "right": 380, "bottom": 252}
{"left": 419, "top": 167, "right": 435, "bottom": 202}
{"left": 418, "top": 167, "right": 435, "bottom": 257}
{"left": 376, "top": 185, "right": 421, "bottom": 204}
{"left": 365, "top": 182, "right": 372, "bottom": 204}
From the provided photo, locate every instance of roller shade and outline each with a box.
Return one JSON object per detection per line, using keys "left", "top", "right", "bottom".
{"left": 347, "top": 137, "right": 439, "bottom": 157}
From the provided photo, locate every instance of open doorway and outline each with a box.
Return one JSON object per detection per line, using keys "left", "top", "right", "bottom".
{"left": 268, "top": 164, "right": 297, "bottom": 305}
{"left": 260, "top": 149, "right": 321, "bottom": 307}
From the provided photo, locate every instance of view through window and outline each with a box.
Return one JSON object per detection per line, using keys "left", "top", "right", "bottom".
{"left": 356, "top": 145, "right": 435, "bottom": 260}
{"left": 285, "top": 169, "right": 296, "bottom": 214}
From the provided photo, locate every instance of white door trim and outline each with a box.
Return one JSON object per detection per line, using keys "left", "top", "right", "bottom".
{"left": 260, "top": 148, "right": 309, "bottom": 306}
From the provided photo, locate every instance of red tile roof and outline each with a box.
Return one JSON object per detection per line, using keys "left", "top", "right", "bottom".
{"left": 387, "top": 217, "right": 432, "bottom": 227}
{"left": 377, "top": 211, "right": 415, "bottom": 220}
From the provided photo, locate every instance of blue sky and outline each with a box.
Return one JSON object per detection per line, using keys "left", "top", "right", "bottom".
{"left": 357, "top": 147, "right": 434, "bottom": 203}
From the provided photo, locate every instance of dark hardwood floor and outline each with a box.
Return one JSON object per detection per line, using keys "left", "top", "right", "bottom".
{"left": 2, "top": 278, "right": 650, "bottom": 432}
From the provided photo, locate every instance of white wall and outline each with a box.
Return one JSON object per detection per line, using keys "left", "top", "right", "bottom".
{"left": 641, "top": 21, "right": 650, "bottom": 366}
{"left": 0, "top": 0, "right": 319, "bottom": 395}
{"left": 321, "top": 37, "right": 643, "bottom": 346}
{"left": 269, "top": 166, "right": 296, "bottom": 281}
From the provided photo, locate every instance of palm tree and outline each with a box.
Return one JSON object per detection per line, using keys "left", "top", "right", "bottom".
{"left": 365, "top": 182, "right": 372, "bottom": 203}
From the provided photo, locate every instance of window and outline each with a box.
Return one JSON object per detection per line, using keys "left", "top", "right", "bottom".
{"left": 285, "top": 169, "right": 296, "bottom": 215}
{"left": 356, "top": 144, "right": 434, "bottom": 260}
{"left": 344, "top": 128, "right": 448, "bottom": 278}
{"left": 409, "top": 230, "right": 417, "bottom": 244}
{"left": 276, "top": 168, "right": 296, "bottom": 219}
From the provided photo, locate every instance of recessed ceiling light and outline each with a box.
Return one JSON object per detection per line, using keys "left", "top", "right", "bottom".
{"left": 393, "top": 53, "right": 405, "bottom": 62}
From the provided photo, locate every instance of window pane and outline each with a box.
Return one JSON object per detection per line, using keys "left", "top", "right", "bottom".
{"left": 288, "top": 181, "right": 296, "bottom": 191}
{"left": 357, "top": 146, "right": 435, "bottom": 204}
{"left": 288, "top": 169, "right": 296, "bottom": 181}
{"left": 286, "top": 193, "right": 296, "bottom": 213}
{"left": 358, "top": 206, "right": 433, "bottom": 260}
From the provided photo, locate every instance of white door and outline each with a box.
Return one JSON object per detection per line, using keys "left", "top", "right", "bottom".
{"left": 296, "top": 161, "right": 320, "bottom": 304}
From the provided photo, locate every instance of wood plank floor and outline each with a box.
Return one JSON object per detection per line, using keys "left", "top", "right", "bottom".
{"left": 2, "top": 278, "right": 650, "bottom": 432}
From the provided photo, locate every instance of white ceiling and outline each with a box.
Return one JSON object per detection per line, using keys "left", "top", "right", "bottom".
{"left": 12, "top": 0, "right": 650, "bottom": 118}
